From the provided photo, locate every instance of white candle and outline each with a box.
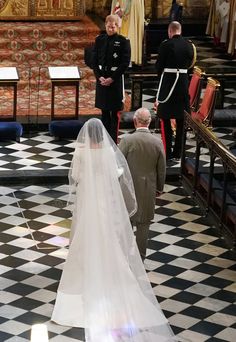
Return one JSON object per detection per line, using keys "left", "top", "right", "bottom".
{"left": 31, "top": 324, "right": 49, "bottom": 342}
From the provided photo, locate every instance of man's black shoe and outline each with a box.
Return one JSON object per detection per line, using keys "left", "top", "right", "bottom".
{"left": 166, "top": 159, "right": 175, "bottom": 167}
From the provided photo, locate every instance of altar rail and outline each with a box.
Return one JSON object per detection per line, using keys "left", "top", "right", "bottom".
{"left": 181, "top": 113, "right": 236, "bottom": 248}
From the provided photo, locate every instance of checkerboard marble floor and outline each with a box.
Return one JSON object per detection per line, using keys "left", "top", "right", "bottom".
{"left": 0, "top": 35, "right": 236, "bottom": 342}
{"left": 0, "top": 125, "right": 235, "bottom": 175}
{"left": 0, "top": 181, "right": 235, "bottom": 342}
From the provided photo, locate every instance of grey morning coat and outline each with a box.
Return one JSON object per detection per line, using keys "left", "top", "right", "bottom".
{"left": 119, "top": 129, "right": 166, "bottom": 224}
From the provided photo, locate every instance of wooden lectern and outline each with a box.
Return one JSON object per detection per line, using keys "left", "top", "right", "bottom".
{"left": 0, "top": 67, "right": 19, "bottom": 120}
{"left": 48, "top": 66, "right": 81, "bottom": 120}
{"left": 0, "top": 67, "right": 23, "bottom": 142}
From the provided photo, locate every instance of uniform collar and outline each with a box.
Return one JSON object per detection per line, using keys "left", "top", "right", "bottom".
{"left": 107, "top": 33, "right": 117, "bottom": 39}
{"left": 172, "top": 34, "right": 181, "bottom": 39}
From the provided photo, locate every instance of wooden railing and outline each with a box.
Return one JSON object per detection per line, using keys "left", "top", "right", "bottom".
{"left": 125, "top": 72, "right": 156, "bottom": 110}
{"left": 181, "top": 112, "right": 236, "bottom": 248}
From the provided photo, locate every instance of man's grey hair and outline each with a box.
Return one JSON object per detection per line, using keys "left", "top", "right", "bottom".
{"left": 133, "top": 107, "right": 151, "bottom": 125}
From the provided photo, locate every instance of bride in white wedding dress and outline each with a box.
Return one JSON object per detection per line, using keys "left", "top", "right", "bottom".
{"left": 51, "top": 118, "right": 176, "bottom": 342}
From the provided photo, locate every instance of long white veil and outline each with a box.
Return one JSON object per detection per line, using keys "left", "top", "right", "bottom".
{"left": 52, "top": 118, "right": 176, "bottom": 342}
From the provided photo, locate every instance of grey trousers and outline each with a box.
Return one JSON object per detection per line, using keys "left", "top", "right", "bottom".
{"left": 133, "top": 222, "right": 150, "bottom": 258}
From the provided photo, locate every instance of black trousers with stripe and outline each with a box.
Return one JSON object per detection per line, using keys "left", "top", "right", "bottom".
{"left": 161, "top": 118, "right": 184, "bottom": 160}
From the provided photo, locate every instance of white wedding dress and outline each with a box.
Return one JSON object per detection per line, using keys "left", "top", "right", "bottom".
{"left": 52, "top": 119, "right": 176, "bottom": 342}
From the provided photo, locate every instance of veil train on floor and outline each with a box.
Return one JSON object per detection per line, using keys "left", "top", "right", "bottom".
{"left": 52, "top": 118, "right": 176, "bottom": 342}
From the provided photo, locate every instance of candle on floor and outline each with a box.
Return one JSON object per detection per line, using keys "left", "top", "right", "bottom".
{"left": 31, "top": 324, "right": 49, "bottom": 342}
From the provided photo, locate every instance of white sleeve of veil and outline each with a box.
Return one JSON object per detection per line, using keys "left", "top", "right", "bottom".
{"left": 113, "top": 147, "right": 137, "bottom": 217}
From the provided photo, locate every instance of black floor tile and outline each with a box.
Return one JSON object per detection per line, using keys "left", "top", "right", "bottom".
{"left": 162, "top": 277, "right": 195, "bottom": 290}
{"left": 191, "top": 321, "right": 225, "bottom": 336}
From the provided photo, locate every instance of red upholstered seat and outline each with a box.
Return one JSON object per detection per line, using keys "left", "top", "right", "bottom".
{"left": 189, "top": 66, "right": 205, "bottom": 111}
{"left": 171, "top": 66, "right": 205, "bottom": 132}
{"left": 191, "top": 77, "right": 220, "bottom": 126}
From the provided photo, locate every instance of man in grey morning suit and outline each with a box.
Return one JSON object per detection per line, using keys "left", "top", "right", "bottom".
{"left": 119, "top": 108, "right": 166, "bottom": 259}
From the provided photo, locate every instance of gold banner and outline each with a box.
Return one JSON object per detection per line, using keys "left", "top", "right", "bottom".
{"left": 0, "top": 0, "right": 85, "bottom": 19}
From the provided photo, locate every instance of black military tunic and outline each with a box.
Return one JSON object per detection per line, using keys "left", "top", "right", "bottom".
{"left": 155, "top": 34, "right": 195, "bottom": 160}
{"left": 156, "top": 35, "right": 194, "bottom": 119}
{"left": 93, "top": 33, "right": 131, "bottom": 111}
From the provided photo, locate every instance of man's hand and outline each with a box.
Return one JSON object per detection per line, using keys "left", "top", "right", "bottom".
{"left": 153, "top": 100, "right": 158, "bottom": 111}
{"left": 99, "top": 77, "right": 114, "bottom": 86}
{"left": 99, "top": 76, "right": 106, "bottom": 83}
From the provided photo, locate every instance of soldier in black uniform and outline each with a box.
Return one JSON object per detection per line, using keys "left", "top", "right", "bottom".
{"left": 155, "top": 21, "right": 196, "bottom": 161}
{"left": 93, "top": 14, "right": 131, "bottom": 143}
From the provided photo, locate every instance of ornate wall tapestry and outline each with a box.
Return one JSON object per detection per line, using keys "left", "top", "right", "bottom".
{"left": 0, "top": 0, "right": 29, "bottom": 16}
{"left": 0, "top": 0, "right": 85, "bottom": 19}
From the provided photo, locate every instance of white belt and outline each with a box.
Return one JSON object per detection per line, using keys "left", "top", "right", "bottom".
{"left": 98, "top": 65, "right": 118, "bottom": 71}
{"left": 164, "top": 68, "right": 188, "bottom": 73}
{"left": 156, "top": 68, "right": 188, "bottom": 103}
